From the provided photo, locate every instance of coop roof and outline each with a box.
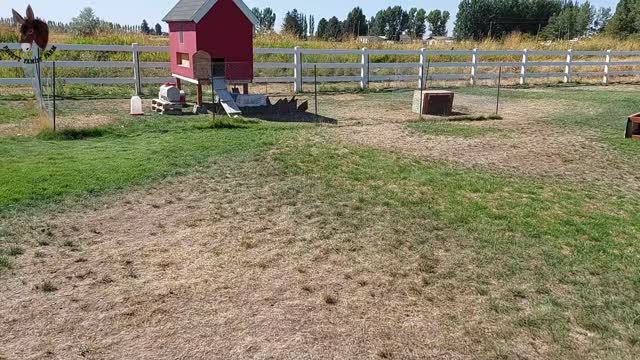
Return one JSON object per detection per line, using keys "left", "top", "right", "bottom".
{"left": 163, "top": 0, "right": 258, "bottom": 25}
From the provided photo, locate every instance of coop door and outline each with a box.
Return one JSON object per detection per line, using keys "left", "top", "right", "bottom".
{"left": 212, "top": 58, "right": 225, "bottom": 78}
{"left": 193, "top": 51, "right": 212, "bottom": 80}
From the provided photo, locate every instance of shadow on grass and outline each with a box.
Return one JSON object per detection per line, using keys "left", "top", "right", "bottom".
{"left": 447, "top": 114, "right": 503, "bottom": 122}
{"left": 37, "top": 128, "right": 112, "bottom": 141}
{"left": 194, "top": 118, "right": 259, "bottom": 130}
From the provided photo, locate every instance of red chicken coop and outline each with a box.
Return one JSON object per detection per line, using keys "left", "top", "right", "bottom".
{"left": 163, "top": 0, "right": 258, "bottom": 105}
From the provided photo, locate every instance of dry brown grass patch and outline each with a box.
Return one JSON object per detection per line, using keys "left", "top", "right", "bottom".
{"left": 0, "top": 157, "right": 541, "bottom": 359}
{"left": 326, "top": 91, "right": 640, "bottom": 191}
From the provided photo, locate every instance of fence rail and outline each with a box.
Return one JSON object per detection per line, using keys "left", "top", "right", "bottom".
{"left": 2, "top": 43, "right": 640, "bottom": 93}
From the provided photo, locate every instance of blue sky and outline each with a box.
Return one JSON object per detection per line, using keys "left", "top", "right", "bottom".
{"left": 3, "top": 0, "right": 619, "bottom": 33}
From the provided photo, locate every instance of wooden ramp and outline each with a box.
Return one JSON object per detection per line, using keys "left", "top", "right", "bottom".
{"left": 213, "top": 79, "right": 242, "bottom": 116}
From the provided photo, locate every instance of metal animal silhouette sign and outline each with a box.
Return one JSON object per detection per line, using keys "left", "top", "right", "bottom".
{"left": 1, "top": 5, "right": 55, "bottom": 63}
{"left": 12, "top": 5, "right": 50, "bottom": 52}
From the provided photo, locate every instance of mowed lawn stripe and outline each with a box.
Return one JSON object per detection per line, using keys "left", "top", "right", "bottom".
{"left": 274, "top": 136, "right": 640, "bottom": 353}
{"left": 0, "top": 118, "right": 291, "bottom": 212}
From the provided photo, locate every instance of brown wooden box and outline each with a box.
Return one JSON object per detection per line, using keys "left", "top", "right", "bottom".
{"left": 625, "top": 113, "right": 640, "bottom": 139}
{"left": 413, "top": 90, "right": 454, "bottom": 116}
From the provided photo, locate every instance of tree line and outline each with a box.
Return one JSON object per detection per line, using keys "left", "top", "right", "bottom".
{"left": 454, "top": 0, "right": 611, "bottom": 40}
{"left": 254, "top": 1, "right": 640, "bottom": 41}
{"left": 0, "top": 8, "right": 162, "bottom": 36}
{"left": 5, "top": 1, "right": 640, "bottom": 41}
{"left": 262, "top": 6, "right": 451, "bottom": 41}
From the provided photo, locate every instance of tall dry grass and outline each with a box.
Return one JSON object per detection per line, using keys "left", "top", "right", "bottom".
{"left": 253, "top": 32, "right": 640, "bottom": 52}
{"left": 2, "top": 29, "right": 640, "bottom": 84}
{"left": 2, "top": 28, "right": 640, "bottom": 51}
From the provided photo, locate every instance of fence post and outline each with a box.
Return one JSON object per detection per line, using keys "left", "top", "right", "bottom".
{"left": 360, "top": 47, "right": 369, "bottom": 89}
{"left": 293, "top": 46, "right": 302, "bottom": 93}
{"left": 418, "top": 48, "right": 427, "bottom": 89}
{"left": 564, "top": 49, "right": 573, "bottom": 83}
{"left": 132, "top": 43, "right": 142, "bottom": 95}
{"left": 603, "top": 49, "right": 612, "bottom": 84}
{"left": 520, "top": 49, "right": 529, "bottom": 85}
{"left": 470, "top": 48, "right": 478, "bottom": 86}
{"left": 52, "top": 61, "right": 56, "bottom": 132}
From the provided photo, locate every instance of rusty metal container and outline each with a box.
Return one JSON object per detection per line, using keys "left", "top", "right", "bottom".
{"left": 413, "top": 90, "right": 454, "bottom": 116}
{"left": 626, "top": 113, "right": 640, "bottom": 139}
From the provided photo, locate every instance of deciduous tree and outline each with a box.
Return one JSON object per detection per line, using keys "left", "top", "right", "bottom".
{"left": 407, "top": 8, "right": 428, "bottom": 39}
{"left": 69, "top": 7, "right": 100, "bottom": 36}
{"left": 426, "top": 10, "right": 450, "bottom": 37}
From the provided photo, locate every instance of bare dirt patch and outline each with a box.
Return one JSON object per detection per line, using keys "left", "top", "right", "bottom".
{"left": 0, "top": 99, "right": 127, "bottom": 137}
{"left": 331, "top": 93, "right": 366, "bottom": 101}
{"left": 55, "top": 114, "right": 118, "bottom": 130}
{"left": 0, "top": 121, "right": 42, "bottom": 138}
{"left": 0, "top": 113, "right": 119, "bottom": 137}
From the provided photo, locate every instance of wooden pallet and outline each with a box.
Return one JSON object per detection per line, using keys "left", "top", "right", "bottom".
{"left": 152, "top": 99, "right": 184, "bottom": 116}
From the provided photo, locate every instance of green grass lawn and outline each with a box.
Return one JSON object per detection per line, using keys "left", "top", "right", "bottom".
{"left": 0, "top": 116, "right": 293, "bottom": 213}
{"left": 456, "top": 86, "right": 640, "bottom": 153}
{"left": 273, "top": 134, "right": 640, "bottom": 357}
{"left": 1, "top": 86, "right": 640, "bottom": 357}
{"left": 0, "top": 101, "right": 40, "bottom": 124}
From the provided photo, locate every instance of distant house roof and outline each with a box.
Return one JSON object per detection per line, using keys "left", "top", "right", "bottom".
{"left": 163, "top": 0, "right": 258, "bottom": 25}
{"left": 357, "top": 36, "right": 387, "bottom": 40}
{"left": 426, "top": 36, "right": 455, "bottom": 41}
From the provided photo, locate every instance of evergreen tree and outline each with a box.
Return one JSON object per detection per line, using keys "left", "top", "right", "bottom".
{"left": 542, "top": 1, "right": 595, "bottom": 39}
{"left": 325, "top": 16, "right": 343, "bottom": 40}
{"left": 309, "top": 15, "right": 316, "bottom": 37}
{"left": 155, "top": 23, "right": 162, "bottom": 35}
{"left": 343, "top": 7, "right": 368, "bottom": 39}
{"left": 252, "top": 7, "right": 277, "bottom": 33}
{"left": 262, "top": 8, "right": 276, "bottom": 31}
{"left": 141, "top": 19, "right": 151, "bottom": 34}
{"left": 251, "top": 7, "right": 276, "bottom": 32}
{"left": 607, "top": 0, "right": 640, "bottom": 36}
{"left": 317, "top": 18, "right": 328, "bottom": 39}
{"left": 251, "top": 7, "right": 262, "bottom": 29}
{"left": 303, "top": 14, "right": 309, "bottom": 38}
{"left": 283, "top": 9, "right": 304, "bottom": 38}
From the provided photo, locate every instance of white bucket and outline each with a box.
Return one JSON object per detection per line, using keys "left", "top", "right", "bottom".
{"left": 130, "top": 96, "right": 144, "bottom": 116}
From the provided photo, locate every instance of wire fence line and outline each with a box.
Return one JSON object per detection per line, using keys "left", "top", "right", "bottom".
{"left": 2, "top": 43, "right": 640, "bottom": 93}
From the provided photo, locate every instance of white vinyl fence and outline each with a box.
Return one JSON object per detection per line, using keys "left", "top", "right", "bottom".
{"left": 1, "top": 43, "right": 640, "bottom": 94}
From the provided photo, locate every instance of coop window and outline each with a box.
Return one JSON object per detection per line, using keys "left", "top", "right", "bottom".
{"left": 177, "top": 53, "right": 190, "bottom": 67}
{"left": 179, "top": 31, "right": 184, "bottom": 43}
